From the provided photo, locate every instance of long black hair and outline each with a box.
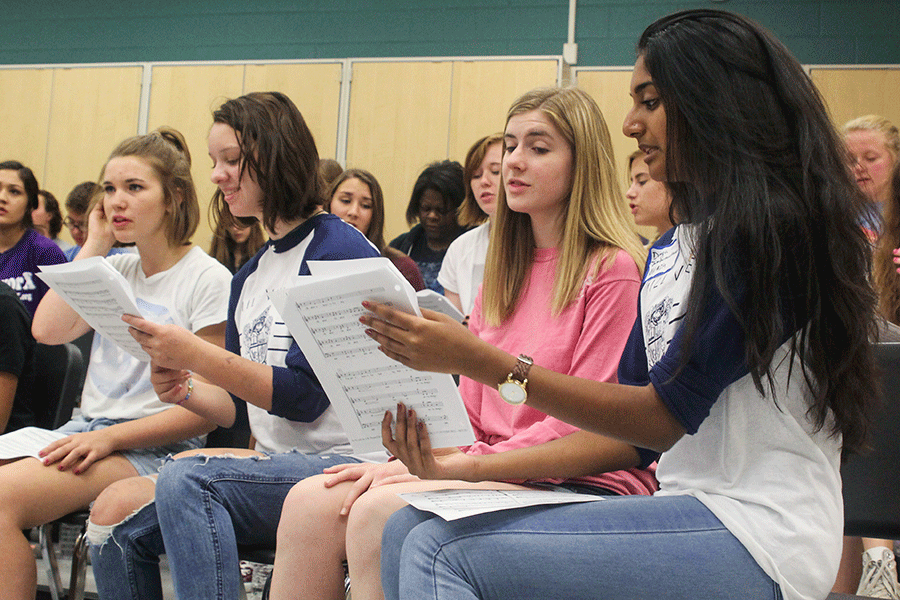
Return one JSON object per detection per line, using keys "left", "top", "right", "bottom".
{"left": 638, "top": 9, "right": 876, "bottom": 453}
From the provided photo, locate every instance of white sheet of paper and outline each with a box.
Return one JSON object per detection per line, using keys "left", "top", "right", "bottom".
{"left": 37, "top": 257, "right": 149, "bottom": 361}
{"left": 270, "top": 257, "right": 475, "bottom": 454}
{"left": 0, "top": 427, "right": 68, "bottom": 460}
{"left": 399, "top": 488, "right": 606, "bottom": 521}
{"left": 415, "top": 289, "right": 465, "bottom": 322}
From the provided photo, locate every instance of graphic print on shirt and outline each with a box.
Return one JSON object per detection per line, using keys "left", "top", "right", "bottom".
{"left": 243, "top": 305, "right": 274, "bottom": 364}
{"left": 89, "top": 298, "right": 172, "bottom": 398}
{"left": 641, "top": 231, "right": 693, "bottom": 370}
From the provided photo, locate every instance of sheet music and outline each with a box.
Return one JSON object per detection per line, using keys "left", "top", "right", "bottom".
{"left": 0, "top": 427, "right": 68, "bottom": 460}
{"left": 37, "top": 257, "right": 149, "bottom": 361}
{"left": 415, "top": 289, "right": 465, "bottom": 322}
{"left": 399, "top": 488, "right": 606, "bottom": 521}
{"left": 271, "top": 257, "right": 475, "bottom": 454}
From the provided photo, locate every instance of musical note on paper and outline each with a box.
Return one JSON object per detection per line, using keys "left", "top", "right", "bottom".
{"left": 269, "top": 257, "right": 474, "bottom": 454}
{"left": 37, "top": 257, "right": 150, "bottom": 360}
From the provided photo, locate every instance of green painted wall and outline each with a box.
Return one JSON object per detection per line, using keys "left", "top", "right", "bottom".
{"left": 1, "top": 1, "right": 897, "bottom": 66}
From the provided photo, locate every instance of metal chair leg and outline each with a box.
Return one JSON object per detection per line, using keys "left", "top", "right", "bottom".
{"left": 68, "top": 527, "right": 89, "bottom": 600}
{"left": 39, "top": 522, "right": 65, "bottom": 600}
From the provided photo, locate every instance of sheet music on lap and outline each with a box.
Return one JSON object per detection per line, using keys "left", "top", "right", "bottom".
{"left": 270, "top": 257, "right": 475, "bottom": 454}
{"left": 37, "top": 257, "right": 150, "bottom": 361}
{"left": 0, "top": 427, "right": 68, "bottom": 460}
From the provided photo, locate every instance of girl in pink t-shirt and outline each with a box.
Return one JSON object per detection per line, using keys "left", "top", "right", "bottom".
{"left": 266, "top": 87, "right": 655, "bottom": 600}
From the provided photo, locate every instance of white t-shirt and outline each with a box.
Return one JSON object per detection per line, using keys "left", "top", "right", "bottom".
{"left": 80, "top": 247, "right": 232, "bottom": 421}
{"left": 437, "top": 222, "right": 490, "bottom": 315}
{"left": 639, "top": 226, "right": 842, "bottom": 600}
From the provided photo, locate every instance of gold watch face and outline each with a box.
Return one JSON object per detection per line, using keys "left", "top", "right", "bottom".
{"left": 498, "top": 380, "right": 527, "bottom": 405}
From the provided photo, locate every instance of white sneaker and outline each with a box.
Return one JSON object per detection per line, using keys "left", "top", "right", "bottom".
{"left": 858, "top": 547, "right": 900, "bottom": 599}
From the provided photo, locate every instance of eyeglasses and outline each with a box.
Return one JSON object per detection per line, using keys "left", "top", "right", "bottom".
{"left": 63, "top": 217, "right": 86, "bottom": 231}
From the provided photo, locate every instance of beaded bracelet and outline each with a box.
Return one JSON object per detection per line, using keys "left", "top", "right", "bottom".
{"left": 176, "top": 377, "right": 194, "bottom": 406}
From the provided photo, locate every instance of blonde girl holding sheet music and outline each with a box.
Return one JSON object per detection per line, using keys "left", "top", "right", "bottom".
{"left": 265, "top": 86, "right": 657, "bottom": 600}
{"left": 0, "top": 127, "right": 233, "bottom": 600}
{"left": 85, "top": 91, "right": 382, "bottom": 600}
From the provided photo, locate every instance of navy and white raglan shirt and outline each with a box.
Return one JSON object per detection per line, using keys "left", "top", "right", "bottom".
{"left": 227, "top": 213, "right": 381, "bottom": 456}
{"left": 0, "top": 228, "right": 66, "bottom": 315}
{"left": 617, "top": 224, "right": 843, "bottom": 600}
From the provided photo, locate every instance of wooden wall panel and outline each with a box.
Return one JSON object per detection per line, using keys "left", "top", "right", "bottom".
{"left": 0, "top": 69, "right": 53, "bottom": 184}
{"left": 44, "top": 66, "right": 143, "bottom": 226}
{"left": 576, "top": 68, "right": 658, "bottom": 241}
{"left": 148, "top": 65, "right": 245, "bottom": 251}
{"left": 448, "top": 60, "right": 559, "bottom": 162}
{"left": 811, "top": 68, "right": 900, "bottom": 131}
{"left": 243, "top": 63, "right": 342, "bottom": 161}
{"left": 346, "top": 61, "right": 453, "bottom": 242}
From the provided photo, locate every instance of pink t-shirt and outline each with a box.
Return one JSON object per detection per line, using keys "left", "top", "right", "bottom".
{"left": 461, "top": 246, "right": 657, "bottom": 496}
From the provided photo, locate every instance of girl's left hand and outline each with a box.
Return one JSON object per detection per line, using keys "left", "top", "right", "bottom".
{"left": 359, "top": 302, "right": 478, "bottom": 374}
{"left": 382, "top": 403, "right": 476, "bottom": 481}
{"left": 893, "top": 247, "right": 899, "bottom": 274}
{"left": 38, "top": 430, "right": 118, "bottom": 475}
{"left": 123, "top": 315, "right": 199, "bottom": 371}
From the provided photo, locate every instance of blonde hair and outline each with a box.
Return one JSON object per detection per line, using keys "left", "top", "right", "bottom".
{"left": 92, "top": 126, "right": 199, "bottom": 247}
{"left": 843, "top": 114, "right": 900, "bottom": 161}
{"left": 458, "top": 133, "right": 504, "bottom": 227}
{"left": 482, "top": 87, "right": 646, "bottom": 325}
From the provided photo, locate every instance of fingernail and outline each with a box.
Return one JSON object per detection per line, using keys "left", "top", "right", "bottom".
{"left": 362, "top": 301, "right": 371, "bottom": 308}
{"left": 365, "top": 329, "right": 376, "bottom": 337}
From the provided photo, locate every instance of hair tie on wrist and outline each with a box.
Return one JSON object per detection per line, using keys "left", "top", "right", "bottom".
{"left": 176, "top": 377, "right": 194, "bottom": 406}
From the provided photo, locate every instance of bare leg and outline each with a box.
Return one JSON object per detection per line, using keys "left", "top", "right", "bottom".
{"left": 268, "top": 473, "right": 349, "bottom": 600}
{"left": 345, "top": 481, "right": 527, "bottom": 600}
{"left": 0, "top": 454, "right": 138, "bottom": 600}
{"left": 833, "top": 536, "right": 864, "bottom": 593}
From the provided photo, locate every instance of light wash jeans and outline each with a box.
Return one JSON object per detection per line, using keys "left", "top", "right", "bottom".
{"left": 382, "top": 495, "right": 783, "bottom": 600}
{"left": 89, "top": 450, "right": 361, "bottom": 600}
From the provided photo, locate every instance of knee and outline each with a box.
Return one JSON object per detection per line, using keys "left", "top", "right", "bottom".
{"left": 277, "top": 478, "right": 340, "bottom": 542}
{"left": 90, "top": 477, "right": 155, "bottom": 527}
{"left": 346, "top": 486, "right": 403, "bottom": 542}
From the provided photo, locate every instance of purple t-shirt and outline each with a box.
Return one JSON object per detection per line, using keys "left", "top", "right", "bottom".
{"left": 0, "top": 228, "right": 66, "bottom": 315}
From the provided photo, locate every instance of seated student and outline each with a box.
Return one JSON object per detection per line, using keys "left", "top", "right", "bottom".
{"left": 209, "top": 205, "right": 266, "bottom": 275}
{"left": 0, "top": 161, "right": 67, "bottom": 314}
{"left": 328, "top": 168, "right": 425, "bottom": 290}
{"left": 389, "top": 160, "right": 466, "bottom": 293}
{"left": 1, "top": 126, "right": 232, "bottom": 600}
{"left": 0, "top": 281, "right": 35, "bottom": 433}
{"left": 836, "top": 127, "right": 900, "bottom": 599}
{"left": 63, "top": 181, "right": 135, "bottom": 261}
{"left": 32, "top": 189, "right": 75, "bottom": 254}
{"left": 365, "top": 10, "right": 877, "bottom": 600}
{"left": 438, "top": 133, "right": 503, "bottom": 317}
{"left": 85, "top": 91, "right": 383, "bottom": 600}
{"left": 266, "top": 86, "right": 656, "bottom": 600}
{"left": 625, "top": 148, "right": 674, "bottom": 246}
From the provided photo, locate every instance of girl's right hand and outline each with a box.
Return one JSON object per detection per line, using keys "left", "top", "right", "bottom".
{"left": 149, "top": 362, "right": 192, "bottom": 404}
{"left": 322, "top": 460, "right": 419, "bottom": 515}
{"left": 83, "top": 194, "right": 116, "bottom": 255}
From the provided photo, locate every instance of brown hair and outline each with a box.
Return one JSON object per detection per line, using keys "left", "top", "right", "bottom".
{"left": 875, "top": 162, "right": 900, "bottom": 325}
{"left": 327, "top": 168, "right": 386, "bottom": 251}
{"left": 458, "top": 134, "right": 504, "bottom": 227}
{"left": 210, "top": 92, "right": 323, "bottom": 235}
{"left": 91, "top": 127, "right": 198, "bottom": 246}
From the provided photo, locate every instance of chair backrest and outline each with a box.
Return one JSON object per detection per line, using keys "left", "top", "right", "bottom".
{"left": 31, "top": 343, "right": 87, "bottom": 430}
{"left": 841, "top": 342, "right": 900, "bottom": 538}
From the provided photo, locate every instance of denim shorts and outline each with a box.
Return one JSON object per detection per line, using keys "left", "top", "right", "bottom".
{"left": 56, "top": 415, "right": 205, "bottom": 476}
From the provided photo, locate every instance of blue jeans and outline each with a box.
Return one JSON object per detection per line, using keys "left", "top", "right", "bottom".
{"left": 89, "top": 451, "right": 361, "bottom": 600}
{"left": 382, "top": 495, "right": 782, "bottom": 600}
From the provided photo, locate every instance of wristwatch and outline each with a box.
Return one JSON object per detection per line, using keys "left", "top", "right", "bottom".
{"left": 497, "top": 354, "right": 534, "bottom": 405}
